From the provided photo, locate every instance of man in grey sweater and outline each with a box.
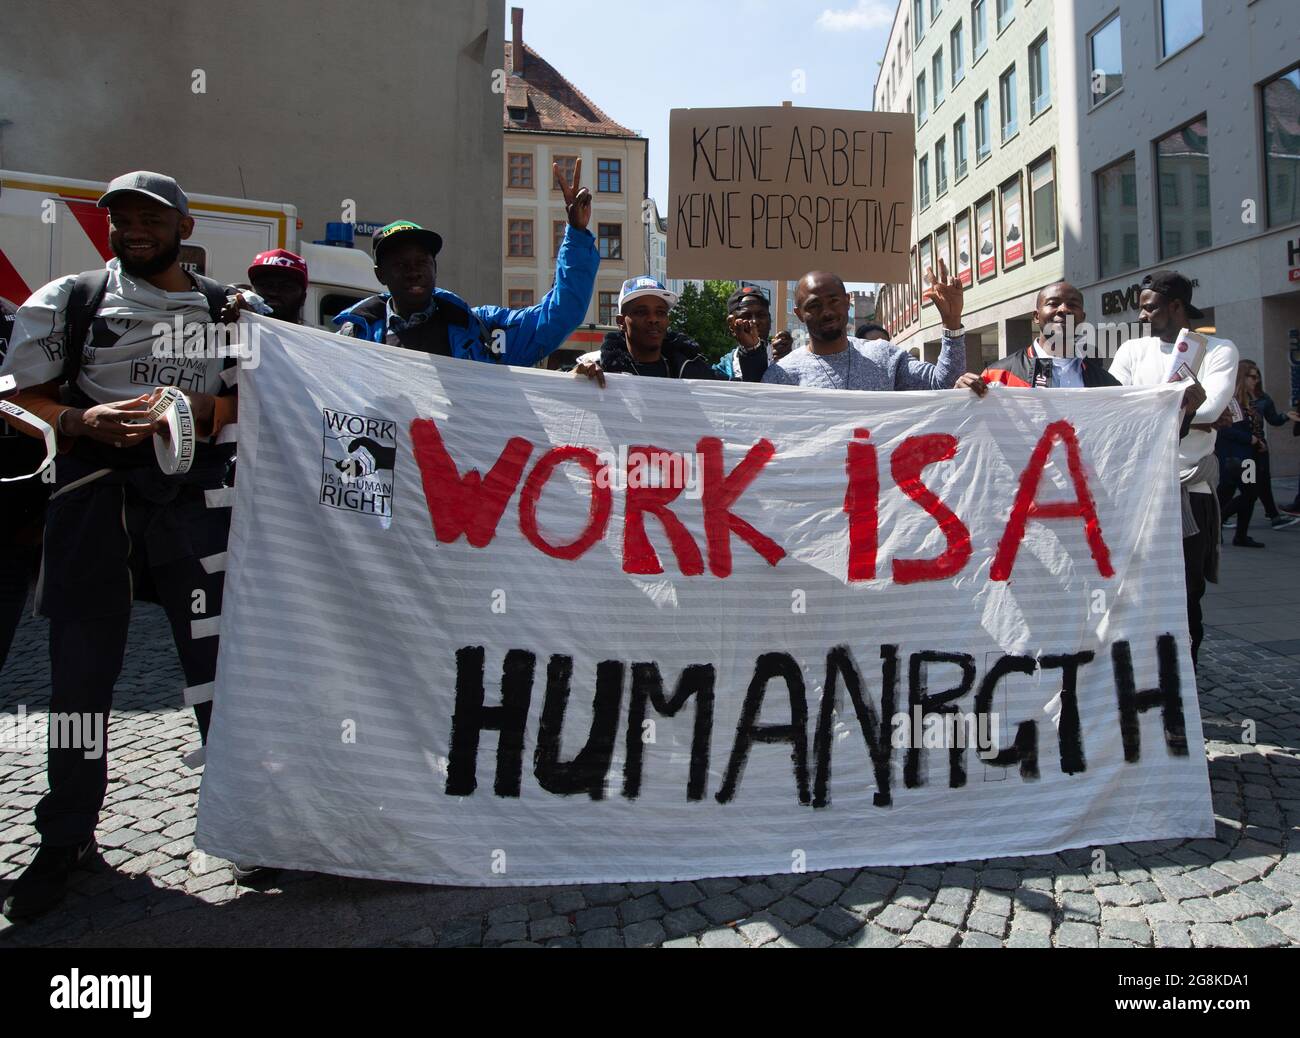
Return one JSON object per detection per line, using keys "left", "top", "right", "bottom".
{"left": 760, "top": 264, "right": 966, "bottom": 390}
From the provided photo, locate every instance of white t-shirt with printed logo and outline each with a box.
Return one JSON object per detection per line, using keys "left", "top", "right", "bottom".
{"left": 0, "top": 259, "right": 225, "bottom": 405}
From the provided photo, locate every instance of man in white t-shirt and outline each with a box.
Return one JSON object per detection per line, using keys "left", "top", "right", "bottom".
{"left": 0, "top": 171, "right": 243, "bottom": 922}
{"left": 1109, "top": 270, "right": 1233, "bottom": 668}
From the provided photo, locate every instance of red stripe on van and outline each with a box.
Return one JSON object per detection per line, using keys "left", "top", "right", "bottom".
{"left": 63, "top": 198, "right": 113, "bottom": 261}
{"left": 0, "top": 247, "right": 32, "bottom": 308}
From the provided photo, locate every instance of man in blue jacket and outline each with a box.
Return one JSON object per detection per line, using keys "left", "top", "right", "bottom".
{"left": 336, "top": 161, "right": 598, "bottom": 364}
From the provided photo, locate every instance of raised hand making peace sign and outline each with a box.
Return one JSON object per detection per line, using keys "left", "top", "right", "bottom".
{"left": 923, "top": 257, "right": 965, "bottom": 331}
{"left": 554, "top": 158, "right": 593, "bottom": 231}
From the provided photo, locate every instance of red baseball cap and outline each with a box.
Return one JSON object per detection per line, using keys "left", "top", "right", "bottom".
{"left": 248, "top": 249, "right": 308, "bottom": 286}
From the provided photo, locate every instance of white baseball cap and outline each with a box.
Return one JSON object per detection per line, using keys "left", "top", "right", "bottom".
{"left": 618, "top": 276, "right": 678, "bottom": 312}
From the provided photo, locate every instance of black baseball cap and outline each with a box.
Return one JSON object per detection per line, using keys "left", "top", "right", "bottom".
{"left": 727, "top": 285, "right": 770, "bottom": 314}
{"left": 372, "top": 220, "right": 443, "bottom": 263}
{"left": 1141, "top": 270, "right": 1205, "bottom": 320}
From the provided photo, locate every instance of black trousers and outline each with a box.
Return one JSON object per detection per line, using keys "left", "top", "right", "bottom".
{"left": 1183, "top": 492, "right": 1216, "bottom": 668}
{"left": 33, "top": 461, "right": 230, "bottom": 848}
{"left": 1218, "top": 456, "right": 1260, "bottom": 540}
{"left": 0, "top": 543, "right": 36, "bottom": 675}
{"left": 1256, "top": 451, "right": 1278, "bottom": 519}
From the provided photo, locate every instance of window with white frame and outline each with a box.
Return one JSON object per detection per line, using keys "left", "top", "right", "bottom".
{"left": 1160, "top": 0, "right": 1202, "bottom": 59}
{"left": 999, "top": 65, "right": 1017, "bottom": 141}
{"left": 975, "top": 92, "right": 991, "bottom": 160}
{"left": 971, "top": 0, "right": 987, "bottom": 59}
{"left": 996, "top": 0, "right": 1013, "bottom": 34}
{"left": 1029, "top": 33, "right": 1050, "bottom": 117}
{"left": 1088, "top": 12, "right": 1122, "bottom": 105}
{"left": 1029, "top": 152, "right": 1057, "bottom": 254}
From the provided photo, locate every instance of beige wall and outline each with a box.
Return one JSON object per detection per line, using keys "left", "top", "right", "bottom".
{"left": 502, "top": 132, "right": 647, "bottom": 326}
{"left": 0, "top": 0, "right": 505, "bottom": 307}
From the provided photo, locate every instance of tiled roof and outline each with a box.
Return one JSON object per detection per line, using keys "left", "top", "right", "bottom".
{"left": 503, "top": 42, "right": 636, "bottom": 137}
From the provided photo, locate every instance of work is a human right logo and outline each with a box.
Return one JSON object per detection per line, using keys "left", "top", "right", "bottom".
{"left": 321, "top": 409, "right": 397, "bottom": 518}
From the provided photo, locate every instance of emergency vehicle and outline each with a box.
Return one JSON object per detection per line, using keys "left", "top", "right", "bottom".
{"left": 0, "top": 170, "right": 380, "bottom": 327}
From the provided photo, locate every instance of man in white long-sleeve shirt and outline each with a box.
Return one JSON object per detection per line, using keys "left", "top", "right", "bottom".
{"left": 1109, "top": 270, "right": 1236, "bottom": 667}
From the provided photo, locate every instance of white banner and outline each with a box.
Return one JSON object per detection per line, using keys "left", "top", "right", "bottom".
{"left": 195, "top": 317, "right": 1214, "bottom": 886}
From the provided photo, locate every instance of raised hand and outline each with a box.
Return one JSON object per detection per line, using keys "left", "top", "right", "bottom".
{"left": 924, "top": 258, "right": 965, "bottom": 330}
{"left": 555, "top": 158, "right": 593, "bottom": 231}
{"left": 728, "top": 315, "right": 761, "bottom": 351}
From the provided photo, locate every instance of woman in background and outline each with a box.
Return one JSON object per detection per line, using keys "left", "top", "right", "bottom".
{"left": 1239, "top": 358, "right": 1300, "bottom": 529}
{"left": 1217, "top": 361, "right": 1267, "bottom": 548}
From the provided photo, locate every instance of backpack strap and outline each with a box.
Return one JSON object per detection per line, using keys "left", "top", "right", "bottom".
{"left": 62, "top": 270, "right": 112, "bottom": 390}
{"left": 426, "top": 290, "right": 499, "bottom": 363}
{"left": 187, "top": 273, "right": 240, "bottom": 393}
{"left": 473, "top": 314, "right": 504, "bottom": 363}
{"left": 190, "top": 273, "right": 233, "bottom": 324}
{"left": 437, "top": 296, "right": 473, "bottom": 329}
{"left": 346, "top": 295, "right": 389, "bottom": 324}
{"left": 337, "top": 295, "right": 388, "bottom": 341}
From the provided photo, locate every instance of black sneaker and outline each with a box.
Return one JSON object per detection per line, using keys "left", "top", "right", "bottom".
{"left": 2, "top": 840, "right": 97, "bottom": 922}
{"left": 1232, "top": 537, "right": 1266, "bottom": 549}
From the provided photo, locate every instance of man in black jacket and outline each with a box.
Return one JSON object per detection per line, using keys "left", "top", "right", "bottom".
{"left": 574, "top": 277, "right": 769, "bottom": 386}
{"left": 971, "top": 281, "right": 1119, "bottom": 392}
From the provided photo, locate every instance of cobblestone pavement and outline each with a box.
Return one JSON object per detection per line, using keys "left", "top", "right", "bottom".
{"left": 2, "top": 598, "right": 1299, "bottom": 948}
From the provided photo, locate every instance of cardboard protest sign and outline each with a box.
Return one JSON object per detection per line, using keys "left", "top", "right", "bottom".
{"left": 667, "top": 106, "right": 914, "bottom": 283}
{"left": 196, "top": 319, "right": 1214, "bottom": 886}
